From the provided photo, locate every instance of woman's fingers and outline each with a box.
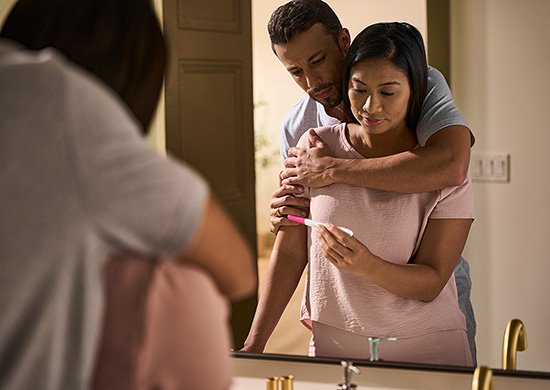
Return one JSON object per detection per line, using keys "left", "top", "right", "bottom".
{"left": 269, "top": 184, "right": 310, "bottom": 233}
{"left": 316, "top": 225, "right": 353, "bottom": 263}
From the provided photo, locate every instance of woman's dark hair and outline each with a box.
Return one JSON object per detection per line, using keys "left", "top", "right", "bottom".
{"left": 0, "top": 0, "right": 166, "bottom": 133}
{"left": 342, "top": 22, "right": 428, "bottom": 130}
{"left": 268, "top": 0, "right": 342, "bottom": 51}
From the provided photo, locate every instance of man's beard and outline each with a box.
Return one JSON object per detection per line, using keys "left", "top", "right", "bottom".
{"left": 308, "top": 83, "right": 342, "bottom": 108}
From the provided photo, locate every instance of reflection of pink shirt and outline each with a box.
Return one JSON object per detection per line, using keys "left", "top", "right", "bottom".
{"left": 298, "top": 123, "right": 474, "bottom": 338}
{"left": 93, "top": 257, "right": 232, "bottom": 390}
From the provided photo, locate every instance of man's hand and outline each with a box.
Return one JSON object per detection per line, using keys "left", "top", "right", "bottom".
{"left": 269, "top": 183, "right": 309, "bottom": 234}
{"left": 281, "top": 129, "right": 335, "bottom": 188}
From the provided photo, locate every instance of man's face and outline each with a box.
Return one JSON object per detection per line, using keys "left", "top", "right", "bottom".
{"left": 274, "top": 23, "right": 350, "bottom": 108}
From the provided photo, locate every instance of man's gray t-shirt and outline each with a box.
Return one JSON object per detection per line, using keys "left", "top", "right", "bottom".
{"left": 280, "top": 66, "right": 472, "bottom": 159}
{"left": 0, "top": 40, "right": 208, "bottom": 389}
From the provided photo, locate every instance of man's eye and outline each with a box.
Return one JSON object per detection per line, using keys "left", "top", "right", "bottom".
{"left": 290, "top": 69, "right": 303, "bottom": 76}
{"left": 311, "top": 56, "right": 325, "bottom": 65}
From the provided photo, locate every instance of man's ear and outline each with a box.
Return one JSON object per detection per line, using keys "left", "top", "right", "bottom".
{"left": 338, "top": 28, "right": 351, "bottom": 54}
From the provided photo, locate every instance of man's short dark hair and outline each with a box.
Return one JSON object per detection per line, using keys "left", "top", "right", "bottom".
{"left": 268, "top": 0, "right": 342, "bottom": 50}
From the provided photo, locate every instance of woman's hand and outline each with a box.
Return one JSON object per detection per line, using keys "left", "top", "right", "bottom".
{"left": 269, "top": 183, "right": 309, "bottom": 234}
{"left": 315, "top": 224, "right": 374, "bottom": 276}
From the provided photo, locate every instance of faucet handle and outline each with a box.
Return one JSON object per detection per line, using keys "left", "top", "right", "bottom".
{"left": 502, "top": 318, "right": 527, "bottom": 370}
{"left": 337, "top": 360, "right": 360, "bottom": 389}
{"left": 368, "top": 337, "right": 397, "bottom": 362}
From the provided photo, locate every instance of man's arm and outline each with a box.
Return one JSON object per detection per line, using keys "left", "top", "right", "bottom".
{"left": 280, "top": 67, "right": 472, "bottom": 193}
{"left": 281, "top": 125, "right": 470, "bottom": 193}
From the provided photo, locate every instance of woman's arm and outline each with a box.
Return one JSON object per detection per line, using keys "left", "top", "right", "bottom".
{"left": 316, "top": 218, "right": 472, "bottom": 301}
{"left": 178, "top": 194, "right": 257, "bottom": 301}
{"left": 241, "top": 225, "right": 308, "bottom": 352}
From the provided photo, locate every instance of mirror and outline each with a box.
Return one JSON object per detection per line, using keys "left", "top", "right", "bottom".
{"left": 3, "top": 0, "right": 546, "bottom": 378}
{"left": 250, "top": 0, "right": 550, "bottom": 374}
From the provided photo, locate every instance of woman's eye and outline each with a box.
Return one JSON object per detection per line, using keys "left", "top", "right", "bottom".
{"left": 381, "top": 91, "right": 396, "bottom": 96}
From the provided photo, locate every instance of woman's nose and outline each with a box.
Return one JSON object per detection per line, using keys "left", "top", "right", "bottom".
{"left": 363, "top": 95, "right": 382, "bottom": 114}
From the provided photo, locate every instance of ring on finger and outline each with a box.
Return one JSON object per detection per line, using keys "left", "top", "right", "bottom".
{"left": 275, "top": 207, "right": 282, "bottom": 217}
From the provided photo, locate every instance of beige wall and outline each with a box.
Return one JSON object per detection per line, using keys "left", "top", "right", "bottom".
{"left": 148, "top": 0, "right": 167, "bottom": 154}
{"left": 452, "top": 0, "right": 550, "bottom": 372}
{"left": 0, "top": 0, "right": 16, "bottom": 26}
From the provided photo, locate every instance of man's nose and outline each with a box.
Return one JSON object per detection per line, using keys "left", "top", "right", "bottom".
{"left": 305, "top": 71, "right": 322, "bottom": 89}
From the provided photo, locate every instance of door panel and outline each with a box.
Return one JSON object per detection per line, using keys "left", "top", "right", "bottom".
{"left": 163, "top": 0, "right": 257, "bottom": 349}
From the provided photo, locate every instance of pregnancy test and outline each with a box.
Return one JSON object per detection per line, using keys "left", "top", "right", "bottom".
{"left": 287, "top": 215, "right": 354, "bottom": 237}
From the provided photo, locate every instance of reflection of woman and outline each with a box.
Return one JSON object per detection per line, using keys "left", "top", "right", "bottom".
{"left": 243, "top": 22, "right": 473, "bottom": 366}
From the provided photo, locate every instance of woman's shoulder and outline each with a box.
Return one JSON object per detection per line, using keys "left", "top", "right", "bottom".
{"left": 296, "top": 123, "right": 345, "bottom": 149}
{"left": 316, "top": 122, "right": 345, "bottom": 135}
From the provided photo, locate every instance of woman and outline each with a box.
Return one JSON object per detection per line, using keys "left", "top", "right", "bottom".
{"left": 0, "top": 0, "right": 255, "bottom": 388}
{"left": 243, "top": 22, "right": 473, "bottom": 366}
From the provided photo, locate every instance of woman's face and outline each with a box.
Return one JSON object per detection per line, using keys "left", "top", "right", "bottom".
{"left": 348, "top": 58, "right": 411, "bottom": 135}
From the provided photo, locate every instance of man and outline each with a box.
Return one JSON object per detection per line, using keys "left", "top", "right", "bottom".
{"left": 265, "top": 0, "right": 476, "bottom": 363}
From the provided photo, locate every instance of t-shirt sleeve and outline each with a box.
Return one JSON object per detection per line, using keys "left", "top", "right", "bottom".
{"left": 280, "top": 102, "right": 307, "bottom": 161}
{"left": 280, "top": 97, "right": 329, "bottom": 161}
{"left": 66, "top": 71, "right": 208, "bottom": 258}
{"left": 430, "top": 177, "right": 474, "bottom": 220}
{"left": 280, "top": 115, "right": 294, "bottom": 162}
{"left": 416, "top": 67, "right": 472, "bottom": 147}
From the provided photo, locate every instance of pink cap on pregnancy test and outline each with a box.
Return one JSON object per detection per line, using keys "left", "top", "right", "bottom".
{"left": 287, "top": 215, "right": 354, "bottom": 237}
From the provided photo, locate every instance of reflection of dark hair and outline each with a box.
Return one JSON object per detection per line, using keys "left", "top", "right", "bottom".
{"left": 342, "top": 22, "right": 428, "bottom": 130}
{"left": 0, "top": 0, "right": 166, "bottom": 133}
{"left": 268, "top": 0, "right": 342, "bottom": 50}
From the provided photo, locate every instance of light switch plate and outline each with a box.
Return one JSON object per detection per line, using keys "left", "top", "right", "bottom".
{"left": 471, "top": 153, "right": 510, "bottom": 182}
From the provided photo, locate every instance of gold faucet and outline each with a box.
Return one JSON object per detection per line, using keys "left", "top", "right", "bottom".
{"left": 502, "top": 318, "right": 527, "bottom": 370}
{"left": 471, "top": 366, "right": 493, "bottom": 390}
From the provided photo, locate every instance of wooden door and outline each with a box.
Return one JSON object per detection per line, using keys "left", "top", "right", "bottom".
{"left": 162, "top": 0, "right": 257, "bottom": 349}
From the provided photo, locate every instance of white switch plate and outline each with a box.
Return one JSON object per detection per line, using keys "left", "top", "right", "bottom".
{"left": 471, "top": 153, "right": 510, "bottom": 182}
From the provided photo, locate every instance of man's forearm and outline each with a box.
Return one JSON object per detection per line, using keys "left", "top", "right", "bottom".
{"left": 328, "top": 126, "right": 471, "bottom": 193}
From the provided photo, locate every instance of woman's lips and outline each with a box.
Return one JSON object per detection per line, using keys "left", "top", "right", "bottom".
{"left": 363, "top": 117, "right": 384, "bottom": 126}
